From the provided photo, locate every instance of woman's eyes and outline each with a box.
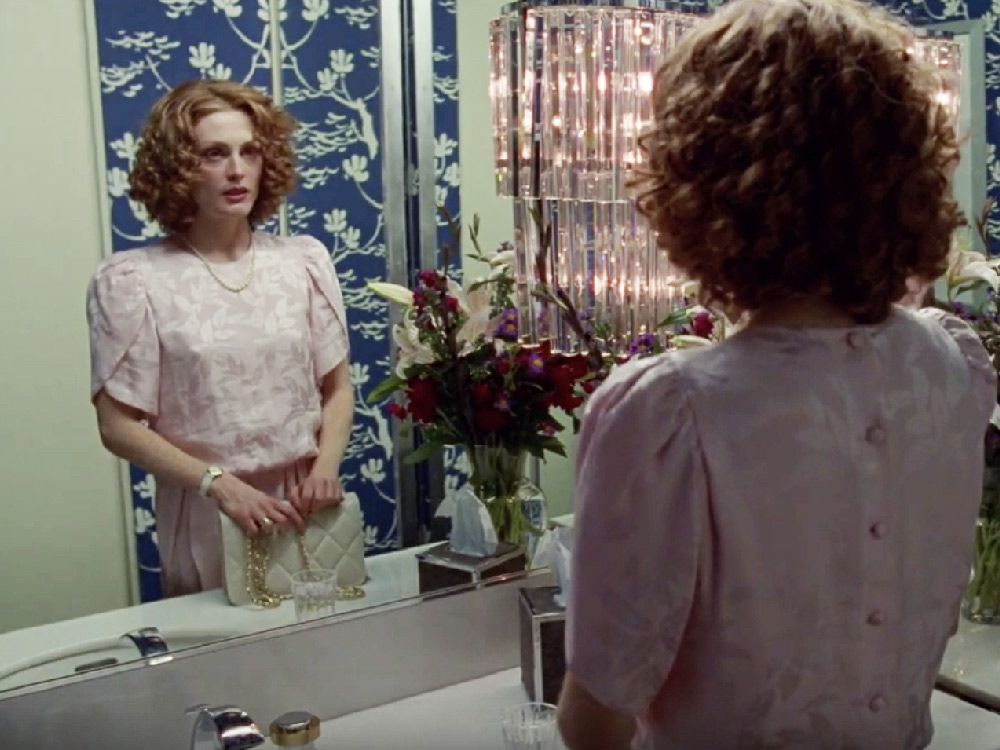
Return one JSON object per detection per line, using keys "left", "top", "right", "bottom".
{"left": 200, "top": 145, "right": 261, "bottom": 161}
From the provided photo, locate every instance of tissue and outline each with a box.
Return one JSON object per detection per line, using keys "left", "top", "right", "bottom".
{"left": 436, "top": 485, "right": 499, "bottom": 557}
{"left": 532, "top": 525, "right": 574, "bottom": 608}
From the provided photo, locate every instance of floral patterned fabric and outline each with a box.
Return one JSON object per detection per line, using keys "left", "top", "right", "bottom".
{"left": 86, "top": 232, "right": 349, "bottom": 595}
{"left": 568, "top": 307, "right": 996, "bottom": 749}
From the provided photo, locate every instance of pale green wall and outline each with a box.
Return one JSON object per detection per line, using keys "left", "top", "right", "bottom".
{"left": 456, "top": 0, "right": 578, "bottom": 519}
{"left": 0, "top": 0, "right": 131, "bottom": 632}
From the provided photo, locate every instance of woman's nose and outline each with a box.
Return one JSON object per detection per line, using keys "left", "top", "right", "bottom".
{"left": 225, "top": 155, "right": 245, "bottom": 179}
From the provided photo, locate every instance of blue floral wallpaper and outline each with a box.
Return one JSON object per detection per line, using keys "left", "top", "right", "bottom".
{"left": 90, "top": 0, "right": 460, "bottom": 602}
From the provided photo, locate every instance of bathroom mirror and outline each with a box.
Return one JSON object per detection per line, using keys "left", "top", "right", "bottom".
{"left": 0, "top": 0, "right": 992, "bottom": 697}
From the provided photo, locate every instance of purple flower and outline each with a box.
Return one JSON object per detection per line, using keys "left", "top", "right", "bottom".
{"left": 536, "top": 308, "right": 552, "bottom": 338}
{"left": 496, "top": 307, "right": 519, "bottom": 339}
{"left": 953, "top": 301, "right": 972, "bottom": 320}
{"left": 628, "top": 333, "right": 656, "bottom": 356}
{"left": 541, "top": 422, "right": 557, "bottom": 437}
{"left": 527, "top": 351, "right": 545, "bottom": 374}
{"left": 495, "top": 394, "right": 512, "bottom": 412}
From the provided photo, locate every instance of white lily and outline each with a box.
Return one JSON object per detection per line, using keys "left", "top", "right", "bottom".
{"left": 946, "top": 247, "right": 1000, "bottom": 291}
{"left": 672, "top": 334, "right": 713, "bottom": 349}
{"left": 392, "top": 314, "right": 435, "bottom": 377}
{"left": 490, "top": 249, "right": 516, "bottom": 269}
{"left": 368, "top": 281, "right": 415, "bottom": 306}
{"left": 449, "top": 279, "right": 496, "bottom": 352}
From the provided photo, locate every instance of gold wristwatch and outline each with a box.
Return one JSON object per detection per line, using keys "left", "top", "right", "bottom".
{"left": 199, "top": 465, "right": 224, "bottom": 497}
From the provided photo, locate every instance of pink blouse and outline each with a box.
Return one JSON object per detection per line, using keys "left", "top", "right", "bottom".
{"left": 86, "top": 233, "right": 349, "bottom": 595}
{"left": 567, "top": 308, "right": 996, "bottom": 749}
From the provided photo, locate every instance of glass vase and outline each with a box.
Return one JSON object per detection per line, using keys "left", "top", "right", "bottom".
{"left": 466, "top": 443, "right": 546, "bottom": 551}
{"left": 962, "top": 514, "right": 1000, "bottom": 624}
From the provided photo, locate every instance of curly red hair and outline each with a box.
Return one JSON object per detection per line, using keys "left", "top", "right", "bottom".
{"left": 129, "top": 80, "right": 297, "bottom": 234}
{"left": 633, "top": 0, "right": 962, "bottom": 324}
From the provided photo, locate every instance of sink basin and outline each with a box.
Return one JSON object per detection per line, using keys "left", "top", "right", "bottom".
{"left": 0, "top": 630, "right": 241, "bottom": 690}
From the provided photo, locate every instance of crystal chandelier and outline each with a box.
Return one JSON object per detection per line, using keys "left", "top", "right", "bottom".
{"left": 488, "top": 2, "right": 963, "bottom": 354}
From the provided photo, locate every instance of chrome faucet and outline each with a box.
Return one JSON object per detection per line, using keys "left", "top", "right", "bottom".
{"left": 120, "top": 627, "right": 169, "bottom": 657}
{"left": 187, "top": 704, "right": 266, "bottom": 750}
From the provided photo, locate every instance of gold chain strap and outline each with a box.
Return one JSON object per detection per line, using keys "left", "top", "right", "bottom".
{"left": 245, "top": 524, "right": 366, "bottom": 609}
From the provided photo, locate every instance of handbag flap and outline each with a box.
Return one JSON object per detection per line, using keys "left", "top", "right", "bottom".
{"left": 219, "top": 492, "right": 367, "bottom": 606}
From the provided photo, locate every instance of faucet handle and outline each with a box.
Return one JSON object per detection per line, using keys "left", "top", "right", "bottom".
{"left": 187, "top": 704, "right": 266, "bottom": 750}
{"left": 121, "top": 627, "right": 169, "bottom": 657}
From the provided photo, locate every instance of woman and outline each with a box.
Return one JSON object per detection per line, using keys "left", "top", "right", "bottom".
{"left": 558, "top": 1, "right": 995, "bottom": 748}
{"left": 87, "top": 80, "right": 354, "bottom": 598}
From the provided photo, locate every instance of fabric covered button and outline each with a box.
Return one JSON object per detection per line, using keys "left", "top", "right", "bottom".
{"left": 847, "top": 331, "right": 868, "bottom": 349}
{"left": 865, "top": 423, "right": 886, "bottom": 445}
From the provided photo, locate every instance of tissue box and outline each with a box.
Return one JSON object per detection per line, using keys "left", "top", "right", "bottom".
{"left": 416, "top": 542, "right": 527, "bottom": 594}
{"left": 518, "top": 585, "right": 566, "bottom": 705}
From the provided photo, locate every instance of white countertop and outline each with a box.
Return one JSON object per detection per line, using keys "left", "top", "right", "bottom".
{"left": 319, "top": 669, "right": 1000, "bottom": 750}
{"left": 0, "top": 543, "right": 434, "bottom": 690}
{"left": 941, "top": 617, "right": 1000, "bottom": 701}
{"left": 0, "top": 515, "right": 578, "bottom": 691}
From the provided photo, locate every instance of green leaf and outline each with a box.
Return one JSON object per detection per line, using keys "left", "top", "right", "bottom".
{"left": 539, "top": 436, "right": 567, "bottom": 458}
{"left": 525, "top": 443, "right": 546, "bottom": 460}
{"left": 657, "top": 308, "right": 693, "bottom": 328}
{"left": 404, "top": 441, "right": 444, "bottom": 465}
{"left": 367, "top": 374, "right": 406, "bottom": 404}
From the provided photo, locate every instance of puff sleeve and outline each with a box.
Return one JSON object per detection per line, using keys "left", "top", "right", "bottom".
{"left": 85, "top": 253, "right": 160, "bottom": 416}
{"left": 917, "top": 307, "right": 997, "bottom": 422}
{"left": 566, "top": 354, "right": 707, "bottom": 717}
{"left": 298, "top": 236, "right": 350, "bottom": 384}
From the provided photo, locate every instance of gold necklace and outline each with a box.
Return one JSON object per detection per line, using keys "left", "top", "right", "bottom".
{"left": 182, "top": 235, "right": 256, "bottom": 293}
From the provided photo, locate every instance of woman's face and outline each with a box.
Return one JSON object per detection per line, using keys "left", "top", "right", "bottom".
{"left": 190, "top": 109, "right": 262, "bottom": 223}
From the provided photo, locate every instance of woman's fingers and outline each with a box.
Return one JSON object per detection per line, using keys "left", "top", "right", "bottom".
{"left": 268, "top": 497, "right": 306, "bottom": 532}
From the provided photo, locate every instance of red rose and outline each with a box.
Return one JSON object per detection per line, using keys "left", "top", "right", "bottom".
{"left": 562, "top": 354, "right": 589, "bottom": 380}
{"left": 472, "top": 382, "right": 494, "bottom": 406}
{"left": 691, "top": 311, "right": 714, "bottom": 338}
{"left": 474, "top": 406, "right": 513, "bottom": 432}
{"left": 497, "top": 356, "right": 512, "bottom": 375}
{"left": 405, "top": 378, "right": 439, "bottom": 423}
{"left": 445, "top": 296, "right": 460, "bottom": 314}
{"left": 418, "top": 270, "right": 439, "bottom": 288}
{"left": 546, "top": 362, "right": 585, "bottom": 412}
{"left": 581, "top": 379, "right": 598, "bottom": 394}
{"left": 386, "top": 403, "right": 407, "bottom": 420}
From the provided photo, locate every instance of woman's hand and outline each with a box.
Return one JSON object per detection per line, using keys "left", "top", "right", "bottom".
{"left": 209, "top": 473, "right": 306, "bottom": 536}
{"left": 289, "top": 468, "right": 344, "bottom": 517}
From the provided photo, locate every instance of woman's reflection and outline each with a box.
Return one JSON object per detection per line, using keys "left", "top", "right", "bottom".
{"left": 86, "top": 80, "right": 354, "bottom": 598}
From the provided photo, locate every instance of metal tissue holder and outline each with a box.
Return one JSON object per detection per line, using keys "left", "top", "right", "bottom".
{"left": 416, "top": 542, "right": 527, "bottom": 595}
{"left": 518, "top": 585, "right": 566, "bottom": 705}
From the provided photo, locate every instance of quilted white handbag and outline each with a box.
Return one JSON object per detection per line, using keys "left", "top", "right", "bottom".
{"left": 220, "top": 492, "right": 368, "bottom": 607}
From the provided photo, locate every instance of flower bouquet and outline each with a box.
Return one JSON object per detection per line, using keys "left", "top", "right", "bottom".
{"left": 367, "top": 215, "right": 596, "bottom": 547}
{"left": 368, "top": 211, "right": 726, "bottom": 548}
{"left": 927, "top": 203, "right": 1000, "bottom": 622}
